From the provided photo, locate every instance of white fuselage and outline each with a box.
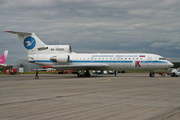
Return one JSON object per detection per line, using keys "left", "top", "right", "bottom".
{"left": 31, "top": 52, "right": 173, "bottom": 71}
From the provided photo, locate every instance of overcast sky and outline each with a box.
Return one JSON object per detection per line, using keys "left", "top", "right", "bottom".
{"left": 0, "top": 0, "right": 180, "bottom": 64}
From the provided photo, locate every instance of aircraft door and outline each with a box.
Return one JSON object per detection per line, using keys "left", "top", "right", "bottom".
{"left": 116, "top": 57, "right": 121, "bottom": 65}
{"left": 132, "top": 59, "right": 135, "bottom": 67}
{"left": 90, "top": 57, "right": 93, "bottom": 62}
{"left": 147, "top": 57, "right": 152, "bottom": 64}
{"left": 115, "top": 57, "right": 124, "bottom": 70}
{"left": 146, "top": 57, "right": 152, "bottom": 69}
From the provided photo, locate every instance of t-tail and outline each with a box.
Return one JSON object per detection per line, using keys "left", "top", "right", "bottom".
{"left": 5, "top": 31, "right": 47, "bottom": 62}
{"left": 0, "top": 50, "right": 8, "bottom": 65}
{"left": 5, "top": 31, "right": 46, "bottom": 54}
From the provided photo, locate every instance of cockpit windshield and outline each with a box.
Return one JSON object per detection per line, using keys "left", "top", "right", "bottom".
{"left": 159, "top": 58, "right": 166, "bottom": 60}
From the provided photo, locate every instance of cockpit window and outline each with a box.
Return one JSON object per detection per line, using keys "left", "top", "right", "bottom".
{"left": 159, "top": 58, "right": 166, "bottom": 60}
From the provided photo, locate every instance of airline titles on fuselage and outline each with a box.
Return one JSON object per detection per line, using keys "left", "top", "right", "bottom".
{"left": 89, "top": 55, "right": 139, "bottom": 58}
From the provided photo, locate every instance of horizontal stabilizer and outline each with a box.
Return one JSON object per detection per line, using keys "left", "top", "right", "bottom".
{"left": 5, "top": 31, "right": 32, "bottom": 36}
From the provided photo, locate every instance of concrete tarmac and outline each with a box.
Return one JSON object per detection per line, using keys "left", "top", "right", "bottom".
{"left": 0, "top": 73, "right": 180, "bottom": 120}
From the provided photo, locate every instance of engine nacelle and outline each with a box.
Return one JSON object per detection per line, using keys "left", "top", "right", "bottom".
{"left": 50, "top": 55, "right": 70, "bottom": 63}
{"left": 59, "top": 45, "right": 71, "bottom": 53}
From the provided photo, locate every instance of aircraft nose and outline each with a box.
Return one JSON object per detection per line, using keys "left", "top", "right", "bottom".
{"left": 168, "top": 62, "right": 174, "bottom": 68}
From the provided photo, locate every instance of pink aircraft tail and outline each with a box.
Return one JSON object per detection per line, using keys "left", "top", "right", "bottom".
{"left": 0, "top": 50, "right": 8, "bottom": 64}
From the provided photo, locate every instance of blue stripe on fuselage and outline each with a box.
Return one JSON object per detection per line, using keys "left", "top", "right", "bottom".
{"left": 34, "top": 60, "right": 167, "bottom": 64}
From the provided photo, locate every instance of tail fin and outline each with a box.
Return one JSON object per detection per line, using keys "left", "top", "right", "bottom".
{"left": 0, "top": 50, "right": 8, "bottom": 64}
{"left": 5, "top": 31, "right": 46, "bottom": 54}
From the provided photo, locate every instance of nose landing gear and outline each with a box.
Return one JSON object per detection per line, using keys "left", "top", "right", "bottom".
{"left": 149, "top": 71, "right": 155, "bottom": 77}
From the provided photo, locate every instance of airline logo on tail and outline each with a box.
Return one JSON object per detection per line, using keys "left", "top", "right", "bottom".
{"left": 24, "top": 37, "right": 36, "bottom": 50}
{"left": 0, "top": 50, "right": 8, "bottom": 64}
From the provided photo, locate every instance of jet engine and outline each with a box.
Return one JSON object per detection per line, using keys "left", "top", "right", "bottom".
{"left": 59, "top": 45, "right": 71, "bottom": 53}
{"left": 50, "top": 55, "right": 70, "bottom": 63}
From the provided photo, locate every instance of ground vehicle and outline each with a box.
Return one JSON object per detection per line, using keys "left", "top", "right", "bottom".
{"left": 93, "top": 70, "right": 116, "bottom": 75}
{"left": 167, "top": 68, "right": 180, "bottom": 77}
{"left": 5, "top": 68, "right": 17, "bottom": 75}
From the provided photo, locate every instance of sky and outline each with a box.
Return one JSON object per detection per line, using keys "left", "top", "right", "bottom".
{"left": 0, "top": 0, "right": 180, "bottom": 64}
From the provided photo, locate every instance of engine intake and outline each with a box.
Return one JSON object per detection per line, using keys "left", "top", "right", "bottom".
{"left": 50, "top": 55, "right": 70, "bottom": 63}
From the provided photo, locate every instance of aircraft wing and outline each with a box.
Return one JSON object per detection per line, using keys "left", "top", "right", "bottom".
{"left": 52, "top": 63, "right": 109, "bottom": 70}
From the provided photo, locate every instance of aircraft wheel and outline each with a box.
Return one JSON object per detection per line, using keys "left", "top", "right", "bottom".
{"left": 77, "top": 73, "right": 80, "bottom": 77}
{"left": 171, "top": 73, "right": 175, "bottom": 77}
{"left": 87, "top": 73, "right": 90, "bottom": 77}
{"left": 149, "top": 72, "right": 155, "bottom": 77}
{"left": 149, "top": 72, "right": 152, "bottom": 77}
{"left": 85, "top": 73, "right": 90, "bottom": 77}
{"left": 114, "top": 71, "right": 117, "bottom": 77}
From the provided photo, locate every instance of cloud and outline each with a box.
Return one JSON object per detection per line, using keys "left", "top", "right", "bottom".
{"left": 150, "top": 42, "right": 167, "bottom": 47}
{"left": 0, "top": 0, "right": 180, "bottom": 64}
{"left": 128, "top": 9, "right": 153, "bottom": 15}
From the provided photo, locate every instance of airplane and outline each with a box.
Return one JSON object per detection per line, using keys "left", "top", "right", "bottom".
{"left": 5, "top": 31, "right": 174, "bottom": 77}
{"left": 0, "top": 50, "right": 8, "bottom": 68}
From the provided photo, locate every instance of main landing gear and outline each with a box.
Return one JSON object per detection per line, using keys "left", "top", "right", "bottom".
{"left": 114, "top": 71, "right": 117, "bottom": 77}
{"left": 149, "top": 71, "right": 155, "bottom": 77}
{"left": 77, "top": 70, "right": 90, "bottom": 77}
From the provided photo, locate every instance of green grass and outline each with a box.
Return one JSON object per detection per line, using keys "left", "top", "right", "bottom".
{"left": 123, "top": 71, "right": 148, "bottom": 73}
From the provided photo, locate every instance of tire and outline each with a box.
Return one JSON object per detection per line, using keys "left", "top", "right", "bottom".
{"left": 77, "top": 73, "right": 80, "bottom": 77}
{"left": 151, "top": 73, "right": 154, "bottom": 77}
{"left": 149, "top": 72, "right": 155, "bottom": 77}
